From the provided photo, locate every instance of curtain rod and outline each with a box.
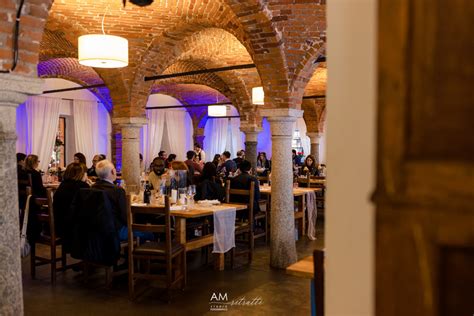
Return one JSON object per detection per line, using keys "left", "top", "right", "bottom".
{"left": 145, "top": 102, "right": 231, "bottom": 110}
{"left": 208, "top": 115, "right": 240, "bottom": 119}
{"left": 42, "top": 83, "right": 106, "bottom": 94}
{"left": 144, "top": 63, "right": 256, "bottom": 81}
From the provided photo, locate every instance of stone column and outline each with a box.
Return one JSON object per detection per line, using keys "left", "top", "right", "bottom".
{"left": 112, "top": 117, "right": 147, "bottom": 189}
{"left": 0, "top": 74, "right": 43, "bottom": 315}
{"left": 260, "top": 108, "right": 303, "bottom": 268}
{"left": 307, "top": 132, "right": 322, "bottom": 164}
{"left": 240, "top": 124, "right": 261, "bottom": 170}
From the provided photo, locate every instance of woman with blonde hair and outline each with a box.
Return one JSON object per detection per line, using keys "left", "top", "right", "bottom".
{"left": 25, "top": 154, "right": 46, "bottom": 197}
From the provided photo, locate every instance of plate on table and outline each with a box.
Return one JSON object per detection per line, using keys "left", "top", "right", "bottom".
{"left": 197, "top": 200, "right": 221, "bottom": 207}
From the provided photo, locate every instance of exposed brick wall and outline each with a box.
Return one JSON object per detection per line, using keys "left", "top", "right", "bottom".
{"left": 0, "top": 0, "right": 53, "bottom": 75}
{"left": 1, "top": 0, "right": 329, "bottom": 168}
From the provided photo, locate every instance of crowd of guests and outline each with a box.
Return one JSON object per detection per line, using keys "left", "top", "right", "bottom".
{"left": 16, "top": 144, "right": 325, "bottom": 260}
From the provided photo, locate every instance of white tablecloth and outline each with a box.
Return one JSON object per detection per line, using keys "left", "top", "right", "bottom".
{"left": 212, "top": 207, "right": 236, "bottom": 253}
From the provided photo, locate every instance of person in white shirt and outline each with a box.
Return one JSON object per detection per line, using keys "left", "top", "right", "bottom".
{"left": 194, "top": 143, "right": 206, "bottom": 163}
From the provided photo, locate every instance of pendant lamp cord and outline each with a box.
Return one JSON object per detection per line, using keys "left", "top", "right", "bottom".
{"left": 0, "top": 0, "right": 26, "bottom": 73}
{"left": 101, "top": 5, "right": 110, "bottom": 35}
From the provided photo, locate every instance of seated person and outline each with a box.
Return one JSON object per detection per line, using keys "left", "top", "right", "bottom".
{"left": 170, "top": 161, "right": 192, "bottom": 187}
{"left": 300, "top": 154, "right": 320, "bottom": 176}
{"left": 25, "top": 154, "right": 46, "bottom": 198}
{"left": 233, "top": 150, "right": 245, "bottom": 170}
{"left": 230, "top": 160, "right": 261, "bottom": 215}
{"left": 17, "top": 152, "right": 29, "bottom": 211}
{"left": 93, "top": 160, "right": 153, "bottom": 242}
{"left": 256, "top": 151, "right": 271, "bottom": 176}
{"left": 195, "top": 162, "right": 225, "bottom": 202}
{"left": 148, "top": 157, "right": 167, "bottom": 190}
{"left": 53, "top": 162, "right": 90, "bottom": 238}
{"left": 218, "top": 151, "right": 237, "bottom": 177}
{"left": 87, "top": 154, "right": 105, "bottom": 177}
{"left": 185, "top": 150, "right": 203, "bottom": 175}
{"left": 165, "top": 154, "right": 176, "bottom": 168}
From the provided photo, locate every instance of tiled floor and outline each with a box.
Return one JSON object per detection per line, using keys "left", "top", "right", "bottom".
{"left": 22, "top": 222, "right": 324, "bottom": 315}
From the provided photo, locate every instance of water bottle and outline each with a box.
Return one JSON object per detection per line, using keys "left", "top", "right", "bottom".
{"left": 143, "top": 181, "right": 151, "bottom": 204}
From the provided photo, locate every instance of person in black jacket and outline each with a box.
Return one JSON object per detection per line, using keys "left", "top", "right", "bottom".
{"left": 230, "top": 160, "right": 261, "bottom": 214}
{"left": 93, "top": 160, "right": 152, "bottom": 241}
{"left": 87, "top": 154, "right": 105, "bottom": 177}
{"left": 53, "top": 162, "right": 90, "bottom": 238}
{"left": 195, "top": 162, "right": 225, "bottom": 202}
{"left": 25, "top": 154, "right": 46, "bottom": 198}
{"left": 17, "top": 153, "right": 29, "bottom": 211}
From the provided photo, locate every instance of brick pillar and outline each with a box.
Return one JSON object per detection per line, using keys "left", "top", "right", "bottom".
{"left": 112, "top": 117, "right": 146, "bottom": 189}
{"left": 194, "top": 135, "right": 205, "bottom": 148}
{"left": 260, "top": 108, "right": 303, "bottom": 268}
{"left": 0, "top": 74, "right": 44, "bottom": 315}
{"left": 307, "top": 132, "right": 322, "bottom": 164}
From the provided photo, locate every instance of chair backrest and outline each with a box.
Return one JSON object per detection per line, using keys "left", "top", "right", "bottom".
{"left": 127, "top": 195, "right": 172, "bottom": 256}
{"left": 225, "top": 179, "right": 255, "bottom": 223}
{"left": 257, "top": 176, "right": 269, "bottom": 185}
{"left": 34, "top": 188, "right": 55, "bottom": 235}
{"left": 313, "top": 249, "right": 325, "bottom": 316}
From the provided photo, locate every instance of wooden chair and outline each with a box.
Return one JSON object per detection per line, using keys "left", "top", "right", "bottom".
{"left": 30, "top": 188, "right": 67, "bottom": 285}
{"left": 313, "top": 249, "right": 325, "bottom": 316}
{"left": 128, "top": 195, "right": 186, "bottom": 301}
{"left": 257, "top": 175, "right": 269, "bottom": 185}
{"left": 225, "top": 179, "right": 268, "bottom": 268}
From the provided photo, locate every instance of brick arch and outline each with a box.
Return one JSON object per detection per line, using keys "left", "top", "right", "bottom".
{"left": 302, "top": 98, "right": 326, "bottom": 133}
{"left": 131, "top": 10, "right": 289, "bottom": 112}
{"left": 0, "top": 0, "right": 53, "bottom": 75}
{"left": 38, "top": 58, "right": 113, "bottom": 110}
{"left": 150, "top": 58, "right": 251, "bottom": 115}
{"left": 39, "top": 13, "right": 130, "bottom": 117}
{"left": 291, "top": 41, "right": 326, "bottom": 101}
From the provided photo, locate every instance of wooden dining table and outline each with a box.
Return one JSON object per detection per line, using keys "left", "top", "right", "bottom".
{"left": 171, "top": 203, "right": 247, "bottom": 271}
{"left": 259, "top": 186, "right": 321, "bottom": 237}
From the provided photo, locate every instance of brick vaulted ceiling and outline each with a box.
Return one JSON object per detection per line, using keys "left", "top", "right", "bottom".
{"left": 37, "top": 0, "right": 327, "bottom": 124}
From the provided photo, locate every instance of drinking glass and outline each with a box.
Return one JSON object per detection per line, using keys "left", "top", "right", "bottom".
{"left": 178, "top": 188, "right": 187, "bottom": 205}
{"left": 187, "top": 185, "right": 196, "bottom": 206}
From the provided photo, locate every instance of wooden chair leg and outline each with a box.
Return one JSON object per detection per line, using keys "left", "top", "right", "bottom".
{"left": 30, "top": 242, "right": 36, "bottom": 279}
{"left": 230, "top": 248, "right": 235, "bottom": 269}
{"left": 128, "top": 257, "right": 135, "bottom": 300}
{"left": 51, "top": 243, "right": 57, "bottom": 285}
{"left": 182, "top": 252, "right": 187, "bottom": 288}
{"left": 105, "top": 267, "right": 113, "bottom": 289}
{"left": 61, "top": 245, "right": 67, "bottom": 271}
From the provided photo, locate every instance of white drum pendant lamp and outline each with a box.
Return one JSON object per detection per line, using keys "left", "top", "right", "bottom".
{"left": 78, "top": 6, "right": 128, "bottom": 68}
{"left": 78, "top": 34, "right": 128, "bottom": 68}
{"left": 208, "top": 105, "right": 227, "bottom": 117}
{"left": 252, "top": 86, "right": 264, "bottom": 105}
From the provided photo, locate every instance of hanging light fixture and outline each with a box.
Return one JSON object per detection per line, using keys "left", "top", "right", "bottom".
{"left": 78, "top": 7, "right": 128, "bottom": 68}
{"left": 252, "top": 86, "right": 264, "bottom": 105}
{"left": 208, "top": 91, "right": 227, "bottom": 117}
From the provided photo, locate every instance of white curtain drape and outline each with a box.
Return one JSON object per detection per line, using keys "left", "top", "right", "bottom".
{"left": 73, "top": 100, "right": 99, "bottom": 165}
{"left": 228, "top": 118, "right": 245, "bottom": 158}
{"left": 293, "top": 117, "right": 311, "bottom": 157}
{"left": 21, "top": 96, "right": 62, "bottom": 171}
{"left": 97, "top": 102, "right": 112, "bottom": 159}
{"left": 142, "top": 110, "right": 165, "bottom": 167}
{"left": 165, "top": 111, "right": 193, "bottom": 161}
{"left": 204, "top": 118, "right": 229, "bottom": 160}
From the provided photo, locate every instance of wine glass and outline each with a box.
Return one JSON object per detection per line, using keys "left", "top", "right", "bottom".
{"left": 187, "top": 185, "right": 196, "bottom": 206}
